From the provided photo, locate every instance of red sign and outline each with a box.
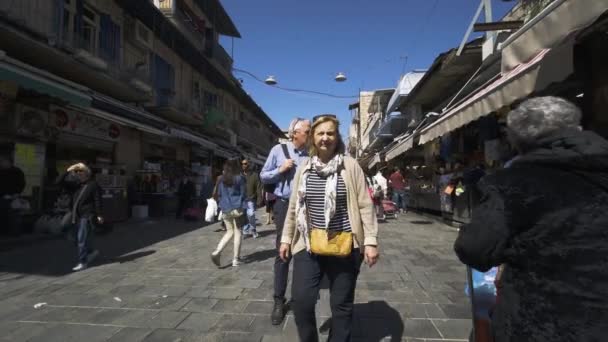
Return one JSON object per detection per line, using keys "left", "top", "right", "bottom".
{"left": 49, "top": 106, "right": 120, "bottom": 141}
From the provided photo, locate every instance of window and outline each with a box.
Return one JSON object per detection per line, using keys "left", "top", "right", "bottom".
{"left": 192, "top": 81, "right": 201, "bottom": 110}
{"left": 62, "top": 0, "right": 76, "bottom": 41}
{"left": 80, "top": 5, "right": 99, "bottom": 53}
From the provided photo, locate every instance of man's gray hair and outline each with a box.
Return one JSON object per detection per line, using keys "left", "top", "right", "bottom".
{"left": 507, "top": 96, "right": 582, "bottom": 143}
{"left": 287, "top": 117, "right": 308, "bottom": 139}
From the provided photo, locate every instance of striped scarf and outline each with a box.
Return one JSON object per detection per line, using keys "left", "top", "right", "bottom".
{"left": 296, "top": 154, "right": 344, "bottom": 251}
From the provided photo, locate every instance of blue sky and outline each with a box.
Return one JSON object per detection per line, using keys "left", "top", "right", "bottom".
{"left": 220, "top": 0, "right": 515, "bottom": 138}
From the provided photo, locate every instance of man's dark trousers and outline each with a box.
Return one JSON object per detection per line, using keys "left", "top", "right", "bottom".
{"left": 273, "top": 198, "right": 291, "bottom": 301}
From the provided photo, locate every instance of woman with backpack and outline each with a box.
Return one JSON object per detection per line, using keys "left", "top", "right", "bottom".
{"left": 210, "top": 159, "right": 246, "bottom": 267}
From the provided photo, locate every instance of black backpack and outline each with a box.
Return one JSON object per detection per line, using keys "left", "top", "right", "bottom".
{"left": 262, "top": 144, "right": 291, "bottom": 194}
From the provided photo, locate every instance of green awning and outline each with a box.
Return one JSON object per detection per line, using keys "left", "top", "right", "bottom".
{"left": 0, "top": 58, "right": 92, "bottom": 107}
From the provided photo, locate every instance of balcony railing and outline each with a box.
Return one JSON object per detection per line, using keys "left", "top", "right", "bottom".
{"left": 0, "top": 0, "right": 55, "bottom": 39}
{"left": 213, "top": 43, "right": 233, "bottom": 73}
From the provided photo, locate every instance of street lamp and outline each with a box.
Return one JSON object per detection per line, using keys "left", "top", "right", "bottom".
{"left": 335, "top": 72, "right": 347, "bottom": 82}
{"left": 264, "top": 75, "right": 278, "bottom": 85}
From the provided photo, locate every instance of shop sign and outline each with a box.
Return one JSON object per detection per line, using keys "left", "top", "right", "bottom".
{"left": 49, "top": 105, "right": 120, "bottom": 141}
{"left": 15, "top": 104, "right": 49, "bottom": 138}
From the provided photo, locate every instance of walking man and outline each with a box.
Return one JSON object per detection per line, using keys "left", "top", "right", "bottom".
{"left": 260, "top": 117, "right": 311, "bottom": 325}
{"left": 389, "top": 166, "right": 408, "bottom": 213}
{"left": 241, "top": 158, "right": 260, "bottom": 238}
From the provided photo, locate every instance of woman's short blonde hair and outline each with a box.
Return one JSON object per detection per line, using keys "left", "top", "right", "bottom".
{"left": 307, "top": 115, "right": 345, "bottom": 157}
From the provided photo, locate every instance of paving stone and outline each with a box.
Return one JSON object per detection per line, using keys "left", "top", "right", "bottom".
{"left": 210, "top": 299, "right": 247, "bottom": 313}
{"left": 0, "top": 322, "right": 59, "bottom": 341}
{"left": 243, "top": 301, "right": 274, "bottom": 315}
{"left": 439, "top": 303, "right": 472, "bottom": 319}
{"left": 212, "top": 314, "right": 255, "bottom": 333}
{"left": 111, "top": 309, "right": 160, "bottom": 328}
{"left": 27, "top": 323, "right": 121, "bottom": 342}
{"left": 432, "top": 318, "right": 472, "bottom": 339}
{"left": 176, "top": 312, "right": 222, "bottom": 332}
{"left": 180, "top": 298, "right": 218, "bottom": 313}
{"left": 106, "top": 327, "right": 153, "bottom": 342}
{"left": 143, "top": 310, "right": 190, "bottom": 329}
{"left": 141, "top": 328, "right": 194, "bottom": 342}
{"left": 208, "top": 288, "right": 243, "bottom": 300}
{"left": 401, "top": 319, "right": 442, "bottom": 339}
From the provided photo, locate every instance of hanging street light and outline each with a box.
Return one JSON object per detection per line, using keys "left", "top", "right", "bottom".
{"left": 335, "top": 72, "right": 347, "bottom": 82}
{"left": 264, "top": 75, "right": 278, "bottom": 85}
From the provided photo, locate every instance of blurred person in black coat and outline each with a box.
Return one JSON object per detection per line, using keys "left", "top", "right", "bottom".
{"left": 454, "top": 97, "right": 608, "bottom": 342}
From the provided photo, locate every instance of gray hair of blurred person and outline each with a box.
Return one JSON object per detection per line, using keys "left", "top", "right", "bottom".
{"left": 506, "top": 96, "right": 582, "bottom": 152}
{"left": 287, "top": 117, "right": 307, "bottom": 140}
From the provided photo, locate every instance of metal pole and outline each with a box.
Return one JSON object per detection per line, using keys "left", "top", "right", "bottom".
{"left": 457, "top": 0, "right": 485, "bottom": 56}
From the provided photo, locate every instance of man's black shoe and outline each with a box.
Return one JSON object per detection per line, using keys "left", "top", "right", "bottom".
{"left": 271, "top": 299, "right": 286, "bottom": 325}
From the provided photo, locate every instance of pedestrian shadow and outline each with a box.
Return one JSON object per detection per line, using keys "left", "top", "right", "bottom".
{"left": 319, "top": 301, "right": 403, "bottom": 341}
{"left": 242, "top": 248, "right": 276, "bottom": 264}
{"left": 0, "top": 219, "right": 213, "bottom": 277}
{"left": 106, "top": 250, "right": 156, "bottom": 264}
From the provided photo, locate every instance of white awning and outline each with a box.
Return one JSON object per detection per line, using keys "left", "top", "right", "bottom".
{"left": 418, "top": 42, "right": 574, "bottom": 145}
{"left": 169, "top": 128, "right": 217, "bottom": 150}
{"left": 369, "top": 154, "right": 381, "bottom": 169}
{"left": 500, "top": 0, "right": 608, "bottom": 73}
{"left": 77, "top": 106, "right": 169, "bottom": 137}
{"left": 385, "top": 135, "right": 414, "bottom": 161}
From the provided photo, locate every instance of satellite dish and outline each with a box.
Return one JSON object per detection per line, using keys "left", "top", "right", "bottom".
{"left": 335, "top": 72, "right": 347, "bottom": 82}
{"left": 264, "top": 76, "right": 277, "bottom": 85}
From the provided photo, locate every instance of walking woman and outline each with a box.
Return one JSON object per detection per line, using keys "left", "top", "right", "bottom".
{"left": 279, "top": 115, "right": 379, "bottom": 341}
{"left": 211, "top": 159, "right": 246, "bottom": 267}
{"left": 67, "top": 163, "right": 103, "bottom": 272}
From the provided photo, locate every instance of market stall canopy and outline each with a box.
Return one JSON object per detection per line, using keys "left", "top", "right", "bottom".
{"left": 169, "top": 128, "right": 217, "bottom": 150}
{"left": 398, "top": 39, "right": 484, "bottom": 112}
{"left": 385, "top": 70, "right": 427, "bottom": 114}
{"left": 369, "top": 153, "right": 382, "bottom": 169}
{"left": 385, "top": 135, "right": 414, "bottom": 162}
{"left": 77, "top": 93, "right": 169, "bottom": 137}
{"left": 0, "top": 50, "right": 91, "bottom": 107}
{"left": 500, "top": 0, "right": 608, "bottom": 74}
{"left": 418, "top": 37, "right": 575, "bottom": 145}
{"left": 214, "top": 145, "right": 239, "bottom": 160}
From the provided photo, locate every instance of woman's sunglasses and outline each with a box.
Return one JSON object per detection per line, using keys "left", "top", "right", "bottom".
{"left": 312, "top": 114, "right": 337, "bottom": 122}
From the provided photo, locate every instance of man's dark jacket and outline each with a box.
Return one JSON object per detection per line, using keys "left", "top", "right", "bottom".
{"left": 243, "top": 171, "right": 261, "bottom": 204}
{"left": 454, "top": 129, "right": 608, "bottom": 342}
{"left": 74, "top": 179, "right": 103, "bottom": 220}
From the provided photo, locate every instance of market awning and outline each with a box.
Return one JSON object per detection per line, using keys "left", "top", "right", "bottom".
{"left": 0, "top": 51, "right": 91, "bottom": 107}
{"left": 369, "top": 154, "right": 382, "bottom": 169}
{"left": 91, "top": 93, "right": 168, "bottom": 130}
{"left": 169, "top": 128, "right": 217, "bottom": 150}
{"left": 76, "top": 105, "right": 169, "bottom": 137}
{"left": 385, "top": 71, "right": 426, "bottom": 114}
{"left": 500, "top": 0, "right": 608, "bottom": 73}
{"left": 214, "top": 145, "right": 239, "bottom": 159}
{"left": 385, "top": 135, "right": 414, "bottom": 161}
{"left": 418, "top": 42, "right": 574, "bottom": 145}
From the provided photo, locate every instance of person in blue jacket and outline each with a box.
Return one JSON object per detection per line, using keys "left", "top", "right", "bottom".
{"left": 211, "top": 159, "right": 246, "bottom": 268}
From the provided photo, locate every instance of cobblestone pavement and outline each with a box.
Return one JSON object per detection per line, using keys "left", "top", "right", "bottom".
{"left": 0, "top": 211, "right": 471, "bottom": 341}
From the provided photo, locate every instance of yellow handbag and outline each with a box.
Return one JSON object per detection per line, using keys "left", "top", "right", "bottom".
{"left": 310, "top": 228, "right": 353, "bottom": 257}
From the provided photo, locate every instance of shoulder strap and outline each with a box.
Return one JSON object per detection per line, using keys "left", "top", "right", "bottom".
{"left": 280, "top": 144, "right": 290, "bottom": 159}
{"left": 278, "top": 144, "right": 292, "bottom": 194}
